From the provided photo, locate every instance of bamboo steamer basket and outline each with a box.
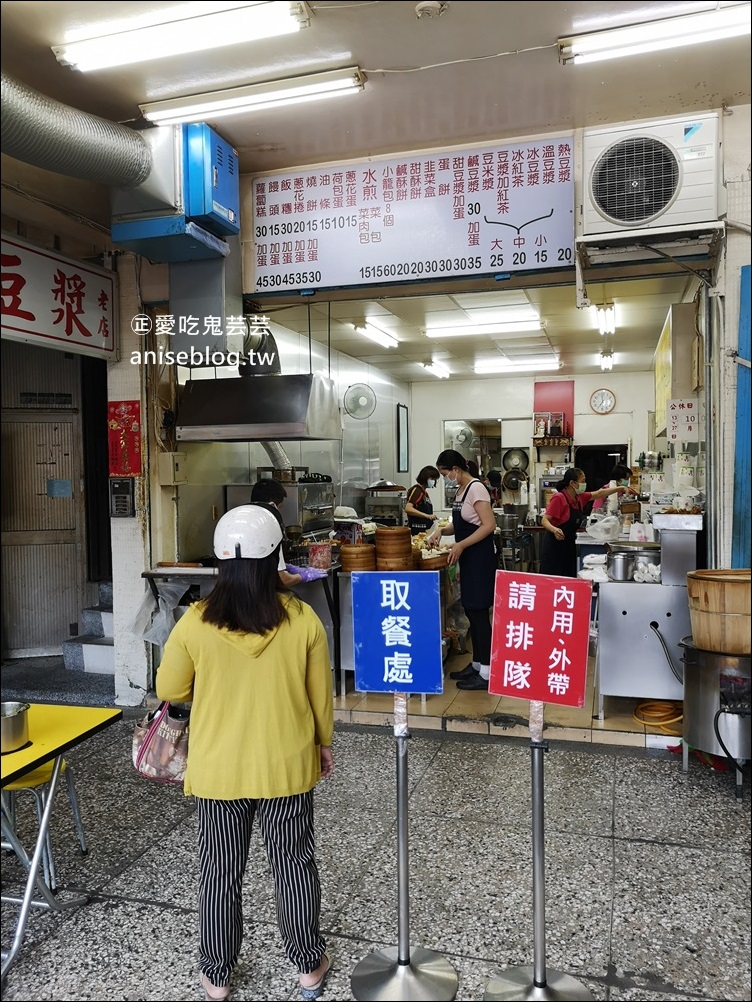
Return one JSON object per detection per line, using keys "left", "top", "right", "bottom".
{"left": 340, "top": 544, "right": 376, "bottom": 572}
{"left": 686, "top": 569, "right": 751, "bottom": 655}
{"left": 418, "top": 552, "right": 449, "bottom": 570}
{"left": 375, "top": 526, "right": 411, "bottom": 538}
{"left": 375, "top": 527, "right": 412, "bottom": 559}
{"left": 376, "top": 556, "right": 414, "bottom": 571}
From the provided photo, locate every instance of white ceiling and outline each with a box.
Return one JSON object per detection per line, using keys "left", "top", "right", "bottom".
{"left": 1, "top": 1, "right": 749, "bottom": 381}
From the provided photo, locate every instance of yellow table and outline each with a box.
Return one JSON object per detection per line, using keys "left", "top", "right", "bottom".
{"left": 1, "top": 703, "right": 122, "bottom": 981}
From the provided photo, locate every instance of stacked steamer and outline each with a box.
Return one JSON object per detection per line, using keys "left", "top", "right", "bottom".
{"left": 411, "top": 530, "right": 450, "bottom": 570}
{"left": 375, "top": 526, "right": 413, "bottom": 571}
{"left": 340, "top": 543, "right": 376, "bottom": 572}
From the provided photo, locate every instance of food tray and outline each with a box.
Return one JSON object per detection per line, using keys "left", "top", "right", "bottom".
{"left": 652, "top": 514, "right": 703, "bottom": 530}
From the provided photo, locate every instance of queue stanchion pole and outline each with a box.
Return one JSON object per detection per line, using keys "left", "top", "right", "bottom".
{"left": 484, "top": 701, "right": 593, "bottom": 1002}
{"left": 351, "top": 693, "right": 458, "bottom": 1001}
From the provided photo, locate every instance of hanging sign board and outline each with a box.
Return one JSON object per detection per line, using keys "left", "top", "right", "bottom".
{"left": 489, "top": 570, "right": 591, "bottom": 708}
{"left": 666, "top": 397, "right": 704, "bottom": 443}
{"left": 351, "top": 571, "right": 443, "bottom": 694}
{"left": 250, "top": 137, "right": 574, "bottom": 293}
{"left": 1, "top": 236, "right": 117, "bottom": 360}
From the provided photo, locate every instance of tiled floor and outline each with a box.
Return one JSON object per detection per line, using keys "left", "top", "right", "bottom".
{"left": 2, "top": 651, "right": 685, "bottom": 751}
{"left": 3, "top": 652, "right": 750, "bottom": 1000}
{"left": 336, "top": 649, "right": 687, "bottom": 752}
{"left": 1, "top": 717, "right": 749, "bottom": 1001}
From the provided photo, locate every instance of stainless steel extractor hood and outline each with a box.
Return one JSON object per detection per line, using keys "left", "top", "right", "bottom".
{"left": 176, "top": 372, "right": 342, "bottom": 442}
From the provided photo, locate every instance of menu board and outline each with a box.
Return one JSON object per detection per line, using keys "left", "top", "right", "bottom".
{"left": 249, "top": 137, "right": 574, "bottom": 292}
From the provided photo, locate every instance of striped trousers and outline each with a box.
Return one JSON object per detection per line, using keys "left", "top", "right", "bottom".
{"left": 196, "top": 791, "right": 326, "bottom": 986}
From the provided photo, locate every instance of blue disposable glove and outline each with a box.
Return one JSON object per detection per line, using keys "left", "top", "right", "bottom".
{"left": 286, "top": 564, "right": 328, "bottom": 582}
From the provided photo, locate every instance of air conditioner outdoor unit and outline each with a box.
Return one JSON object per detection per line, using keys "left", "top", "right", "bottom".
{"left": 581, "top": 113, "right": 720, "bottom": 237}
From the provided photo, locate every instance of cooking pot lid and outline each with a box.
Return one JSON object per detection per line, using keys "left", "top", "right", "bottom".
{"left": 502, "top": 449, "right": 529, "bottom": 472}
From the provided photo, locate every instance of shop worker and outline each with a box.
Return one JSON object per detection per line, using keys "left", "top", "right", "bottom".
{"left": 157, "top": 505, "right": 334, "bottom": 1002}
{"left": 591, "top": 463, "right": 633, "bottom": 512}
{"left": 540, "top": 467, "right": 637, "bottom": 577}
{"left": 405, "top": 465, "right": 441, "bottom": 535}
{"left": 250, "top": 479, "right": 303, "bottom": 586}
{"left": 486, "top": 469, "right": 502, "bottom": 506}
{"left": 427, "top": 449, "right": 497, "bottom": 691}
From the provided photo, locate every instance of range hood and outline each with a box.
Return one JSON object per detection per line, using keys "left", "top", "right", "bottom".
{"left": 176, "top": 372, "right": 342, "bottom": 442}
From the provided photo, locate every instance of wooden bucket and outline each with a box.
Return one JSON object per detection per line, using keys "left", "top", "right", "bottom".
{"left": 418, "top": 553, "right": 449, "bottom": 570}
{"left": 686, "top": 569, "right": 751, "bottom": 655}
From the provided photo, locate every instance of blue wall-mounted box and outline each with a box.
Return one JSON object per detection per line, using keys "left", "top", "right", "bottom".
{"left": 184, "top": 123, "right": 240, "bottom": 237}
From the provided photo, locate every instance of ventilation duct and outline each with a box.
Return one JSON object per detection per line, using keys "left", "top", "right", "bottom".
{"left": 1, "top": 71, "right": 151, "bottom": 188}
{"left": 176, "top": 371, "right": 342, "bottom": 443}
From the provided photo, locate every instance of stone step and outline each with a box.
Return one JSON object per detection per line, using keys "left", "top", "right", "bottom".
{"left": 98, "top": 582, "right": 113, "bottom": 609}
{"left": 80, "top": 606, "right": 114, "bottom": 638}
{"left": 62, "top": 636, "right": 115, "bottom": 675}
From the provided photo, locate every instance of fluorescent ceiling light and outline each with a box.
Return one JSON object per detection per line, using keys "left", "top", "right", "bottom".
{"left": 559, "top": 5, "right": 750, "bottom": 65}
{"left": 421, "top": 361, "right": 450, "bottom": 379}
{"left": 474, "top": 359, "right": 561, "bottom": 375}
{"left": 600, "top": 350, "right": 614, "bottom": 372}
{"left": 141, "top": 67, "right": 365, "bottom": 125}
{"left": 594, "top": 305, "right": 615, "bottom": 336}
{"left": 425, "top": 320, "right": 543, "bottom": 339}
{"left": 53, "top": 2, "right": 309, "bottom": 72}
{"left": 354, "top": 323, "right": 398, "bottom": 350}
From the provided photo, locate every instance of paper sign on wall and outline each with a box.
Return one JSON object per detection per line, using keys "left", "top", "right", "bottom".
{"left": 666, "top": 398, "right": 705, "bottom": 443}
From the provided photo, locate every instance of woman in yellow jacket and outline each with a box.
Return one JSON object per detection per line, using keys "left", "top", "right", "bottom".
{"left": 157, "top": 505, "right": 334, "bottom": 1002}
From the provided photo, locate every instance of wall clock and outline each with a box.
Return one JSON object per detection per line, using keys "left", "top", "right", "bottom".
{"left": 590, "top": 388, "right": 616, "bottom": 414}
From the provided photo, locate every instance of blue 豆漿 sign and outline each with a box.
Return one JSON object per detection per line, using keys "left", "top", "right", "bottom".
{"left": 351, "top": 571, "right": 444, "bottom": 694}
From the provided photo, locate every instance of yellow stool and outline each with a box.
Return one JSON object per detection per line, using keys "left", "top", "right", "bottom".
{"left": 2, "top": 761, "right": 87, "bottom": 892}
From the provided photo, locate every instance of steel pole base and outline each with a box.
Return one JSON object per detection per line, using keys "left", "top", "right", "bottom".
{"left": 351, "top": 945, "right": 458, "bottom": 1001}
{"left": 484, "top": 965, "right": 594, "bottom": 1001}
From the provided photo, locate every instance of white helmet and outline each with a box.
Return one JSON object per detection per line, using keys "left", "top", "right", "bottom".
{"left": 214, "top": 505, "right": 283, "bottom": 560}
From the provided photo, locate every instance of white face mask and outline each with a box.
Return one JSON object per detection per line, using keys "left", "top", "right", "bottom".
{"left": 427, "top": 479, "right": 436, "bottom": 488}
{"left": 444, "top": 473, "right": 458, "bottom": 487}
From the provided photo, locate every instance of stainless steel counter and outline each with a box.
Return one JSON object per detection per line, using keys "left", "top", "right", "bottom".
{"left": 142, "top": 565, "right": 341, "bottom": 688}
{"left": 596, "top": 582, "right": 688, "bottom": 717}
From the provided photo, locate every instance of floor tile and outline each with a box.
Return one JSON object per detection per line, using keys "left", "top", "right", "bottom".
{"left": 613, "top": 754, "right": 751, "bottom": 849}
{"left": 2, "top": 725, "right": 749, "bottom": 1002}
{"left": 611, "top": 840, "right": 751, "bottom": 999}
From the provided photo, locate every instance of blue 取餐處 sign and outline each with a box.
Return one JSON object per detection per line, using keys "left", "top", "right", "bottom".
{"left": 351, "top": 571, "right": 443, "bottom": 694}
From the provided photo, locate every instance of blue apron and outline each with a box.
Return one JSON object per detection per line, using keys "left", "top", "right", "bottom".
{"left": 406, "top": 485, "right": 434, "bottom": 535}
{"left": 452, "top": 480, "right": 496, "bottom": 610}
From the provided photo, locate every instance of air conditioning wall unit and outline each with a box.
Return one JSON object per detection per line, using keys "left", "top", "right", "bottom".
{"left": 581, "top": 113, "right": 720, "bottom": 237}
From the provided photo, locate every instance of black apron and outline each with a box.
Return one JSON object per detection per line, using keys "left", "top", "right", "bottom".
{"left": 539, "top": 491, "right": 586, "bottom": 578}
{"left": 406, "top": 485, "right": 434, "bottom": 535}
{"left": 452, "top": 480, "right": 496, "bottom": 609}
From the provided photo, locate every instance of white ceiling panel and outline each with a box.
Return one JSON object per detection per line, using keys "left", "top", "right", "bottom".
{"left": 1, "top": 1, "right": 743, "bottom": 381}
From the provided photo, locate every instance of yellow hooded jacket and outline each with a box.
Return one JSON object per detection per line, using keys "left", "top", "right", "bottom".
{"left": 156, "top": 594, "right": 333, "bottom": 800}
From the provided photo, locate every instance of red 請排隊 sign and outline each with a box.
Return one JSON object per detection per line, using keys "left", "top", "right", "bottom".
{"left": 489, "top": 571, "right": 592, "bottom": 707}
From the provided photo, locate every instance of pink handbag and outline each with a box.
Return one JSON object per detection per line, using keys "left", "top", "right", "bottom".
{"left": 132, "top": 702, "right": 189, "bottom": 784}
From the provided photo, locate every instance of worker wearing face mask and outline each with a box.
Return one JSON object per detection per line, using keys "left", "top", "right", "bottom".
{"left": 591, "top": 464, "right": 633, "bottom": 513}
{"left": 405, "top": 465, "right": 441, "bottom": 535}
{"left": 540, "top": 467, "right": 636, "bottom": 577}
{"left": 427, "top": 450, "right": 497, "bottom": 691}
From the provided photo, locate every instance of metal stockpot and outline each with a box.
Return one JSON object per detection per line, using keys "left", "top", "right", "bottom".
{"left": 495, "top": 513, "right": 519, "bottom": 534}
{"left": 608, "top": 552, "right": 634, "bottom": 581}
{"left": 1, "top": 701, "right": 30, "bottom": 753}
{"left": 679, "top": 638, "right": 751, "bottom": 760}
